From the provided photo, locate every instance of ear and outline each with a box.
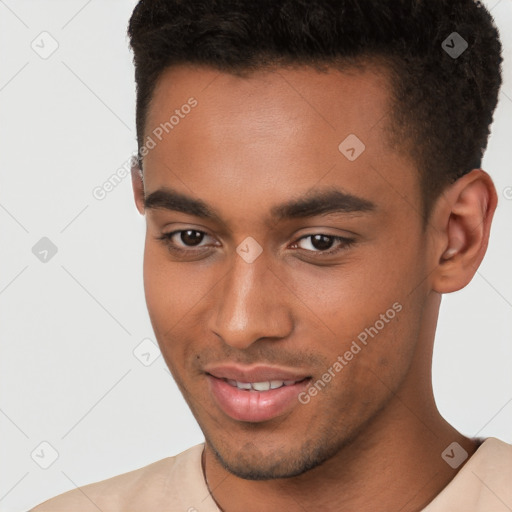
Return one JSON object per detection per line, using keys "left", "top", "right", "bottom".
{"left": 429, "top": 169, "right": 497, "bottom": 293}
{"left": 131, "top": 155, "right": 145, "bottom": 215}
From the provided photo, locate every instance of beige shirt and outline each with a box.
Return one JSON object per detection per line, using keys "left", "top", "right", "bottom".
{"left": 30, "top": 437, "right": 512, "bottom": 511}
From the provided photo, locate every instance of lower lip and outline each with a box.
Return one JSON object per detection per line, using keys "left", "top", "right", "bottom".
{"left": 207, "top": 375, "right": 310, "bottom": 423}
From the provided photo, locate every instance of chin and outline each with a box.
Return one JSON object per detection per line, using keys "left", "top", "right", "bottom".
{"left": 206, "top": 435, "right": 340, "bottom": 480}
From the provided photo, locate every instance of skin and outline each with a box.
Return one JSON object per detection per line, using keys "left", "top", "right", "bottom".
{"left": 131, "top": 63, "right": 497, "bottom": 511}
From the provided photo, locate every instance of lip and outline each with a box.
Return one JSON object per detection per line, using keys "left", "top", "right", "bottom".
{"left": 204, "top": 364, "right": 310, "bottom": 383}
{"left": 204, "top": 364, "right": 311, "bottom": 423}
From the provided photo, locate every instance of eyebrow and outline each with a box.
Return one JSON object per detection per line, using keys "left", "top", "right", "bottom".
{"left": 143, "top": 186, "right": 376, "bottom": 223}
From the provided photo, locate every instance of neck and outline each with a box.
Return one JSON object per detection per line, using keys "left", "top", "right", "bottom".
{"left": 204, "top": 404, "right": 478, "bottom": 512}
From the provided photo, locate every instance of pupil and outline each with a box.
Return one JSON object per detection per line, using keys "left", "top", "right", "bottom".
{"left": 311, "top": 234, "right": 333, "bottom": 251}
{"left": 181, "top": 230, "right": 203, "bottom": 246}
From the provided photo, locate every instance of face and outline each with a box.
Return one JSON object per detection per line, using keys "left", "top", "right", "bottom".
{"left": 133, "top": 64, "right": 433, "bottom": 479}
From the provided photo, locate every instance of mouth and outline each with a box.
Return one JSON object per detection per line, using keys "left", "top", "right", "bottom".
{"left": 204, "top": 365, "right": 312, "bottom": 423}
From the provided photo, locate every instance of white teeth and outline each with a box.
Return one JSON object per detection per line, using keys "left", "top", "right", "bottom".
{"left": 225, "top": 379, "right": 299, "bottom": 391}
{"left": 252, "top": 381, "right": 271, "bottom": 391}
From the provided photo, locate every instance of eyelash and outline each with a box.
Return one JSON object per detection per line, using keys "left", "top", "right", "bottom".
{"left": 156, "top": 230, "right": 355, "bottom": 258}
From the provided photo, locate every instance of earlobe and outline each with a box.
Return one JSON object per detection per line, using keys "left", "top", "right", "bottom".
{"left": 431, "top": 169, "right": 497, "bottom": 294}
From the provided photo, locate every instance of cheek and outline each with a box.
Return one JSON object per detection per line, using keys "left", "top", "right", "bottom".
{"left": 277, "top": 238, "right": 423, "bottom": 381}
{"left": 142, "top": 239, "right": 224, "bottom": 365}
{"left": 142, "top": 250, "right": 193, "bottom": 380}
{"left": 279, "top": 249, "right": 416, "bottom": 335}
{"left": 312, "top": 301, "right": 421, "bottom": 426}
{"left": 142, "top": 238, "right": 209, "bottom": 323}
{"left": 142, "top": 241, "right": 192, "bottom": 353}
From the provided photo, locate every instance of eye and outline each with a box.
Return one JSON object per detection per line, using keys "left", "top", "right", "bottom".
{"left": 157, "top": 229, "right": 355, "bottom": 258}
{"left": 157, "top": 229, "right": 217, "bottom": 253}
{"left": 291, "top": 234, "right": 355, "bottom": 256}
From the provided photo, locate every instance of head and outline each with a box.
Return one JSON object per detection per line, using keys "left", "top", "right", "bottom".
{"left": 128, "top": 0, "right": 501, "bottom": 480}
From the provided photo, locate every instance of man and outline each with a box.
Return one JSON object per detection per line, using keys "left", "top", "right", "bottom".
{"left": 31, "top": 0, "right": 511, "bottom": 511}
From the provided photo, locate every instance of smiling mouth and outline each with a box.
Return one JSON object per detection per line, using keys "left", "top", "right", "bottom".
{"left": 206, "top": 373, "right": 313, "bottom": 422}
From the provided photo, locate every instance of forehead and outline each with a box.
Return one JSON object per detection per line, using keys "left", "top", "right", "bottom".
{"left": 142, "top": 64, "right": 419, "bottom": 229}
{"left": 145, "top": 63, "right": 393, "bottom": 145}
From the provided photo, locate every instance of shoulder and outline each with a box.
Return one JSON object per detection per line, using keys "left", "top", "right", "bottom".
{"left": 423, "top": 437, "right": 512, "bottom": 512}
{"left": 471, "top": 437, "right": 512, "bottom": 480}
{"left": 475, "top": 436, "right": 512, "bottom": 482}
{"left": 29, "top": 444, "right": 207, "bottom": 512}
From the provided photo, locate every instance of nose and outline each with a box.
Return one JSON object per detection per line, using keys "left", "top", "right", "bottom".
{"left": 209, "top": 251, "right": 293, "bottom": 350}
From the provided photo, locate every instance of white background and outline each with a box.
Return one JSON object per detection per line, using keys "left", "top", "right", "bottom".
{"left": 0, "top": 1, "right": 510, "bottom": 511}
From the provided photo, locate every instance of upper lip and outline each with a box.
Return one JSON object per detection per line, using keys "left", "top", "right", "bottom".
{"left": 204, "top": 364, "right": 310, "bottom": 383}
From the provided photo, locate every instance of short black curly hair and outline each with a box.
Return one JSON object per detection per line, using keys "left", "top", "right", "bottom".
{"left": 128, "top": 0, "right": 502, "bottom": 222}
